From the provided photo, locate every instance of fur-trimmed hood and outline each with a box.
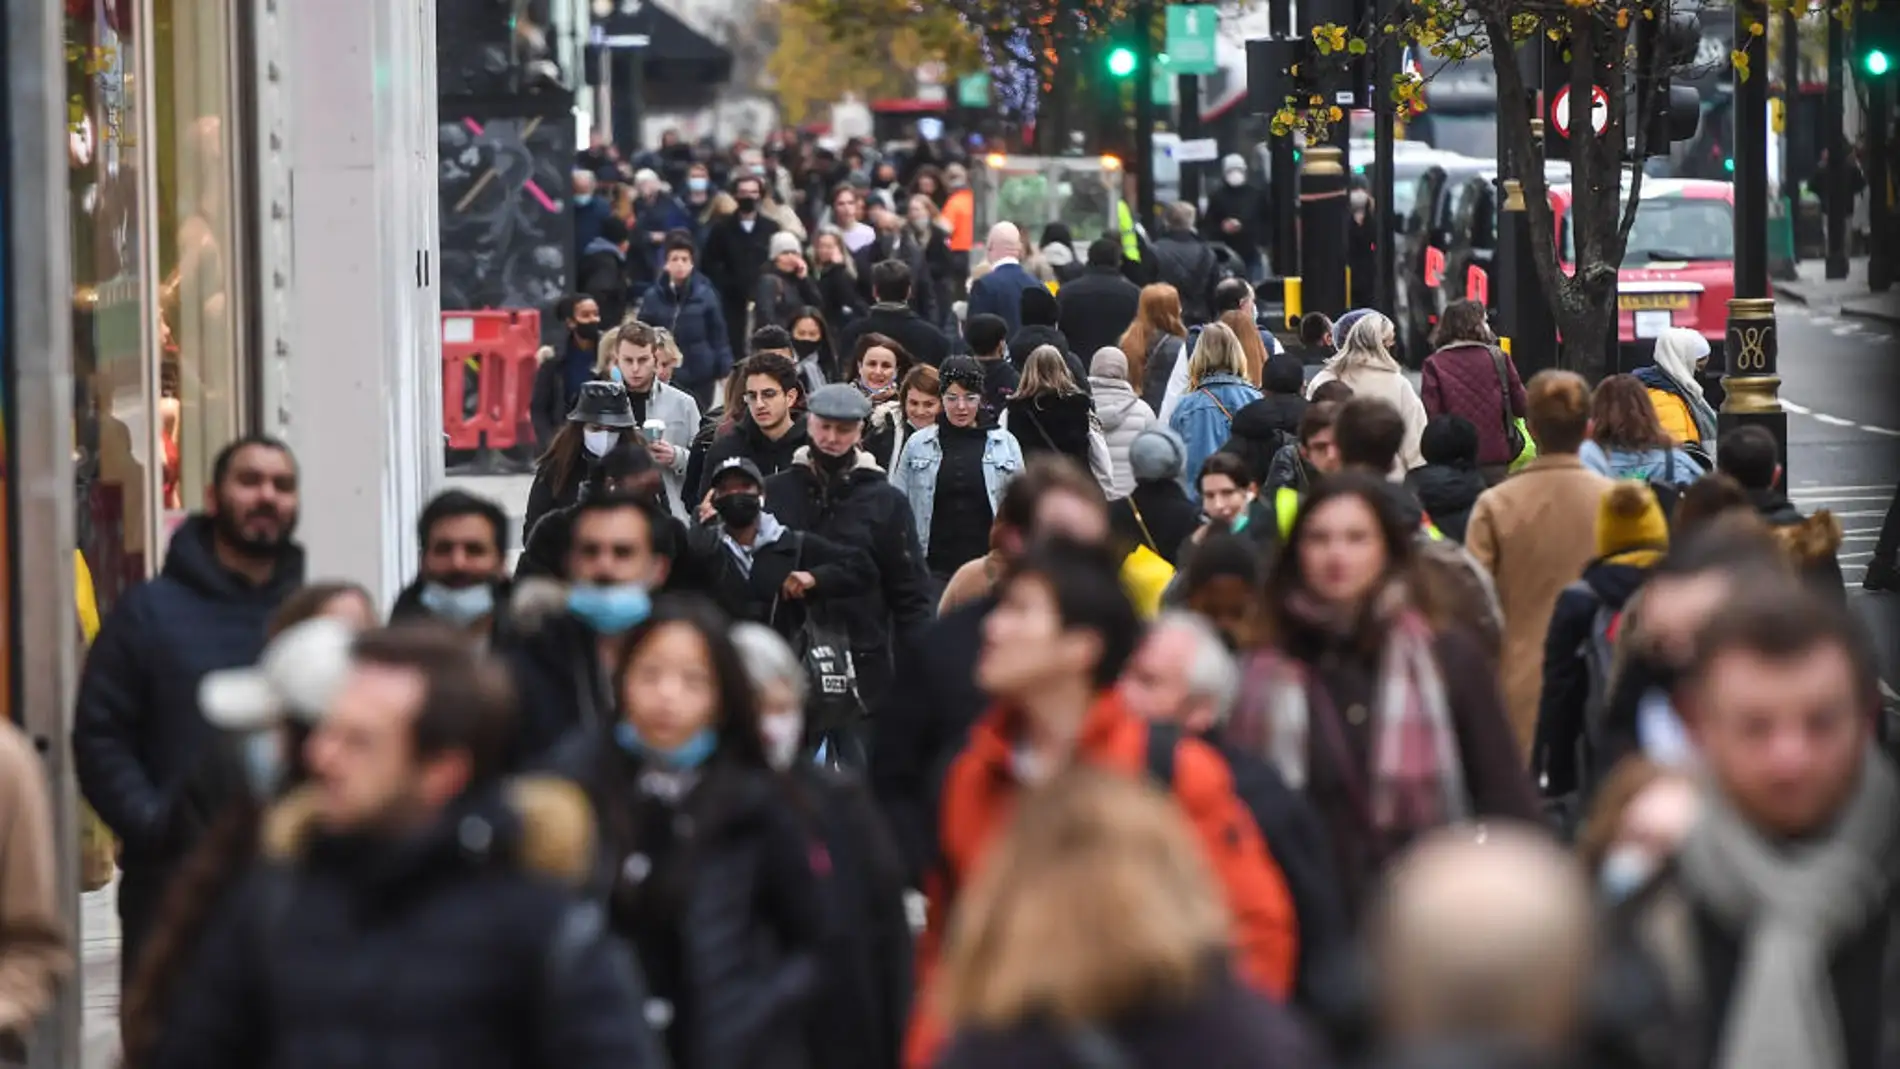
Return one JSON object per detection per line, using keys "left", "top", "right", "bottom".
{"left": 1769, "top": 508, "right": 1845, "bottom": 568}
{"left": 790, "top": 443, "right": 884, "bottom": 475}
{"left": 263, "top": 775, "right": 596, "bottom": 887}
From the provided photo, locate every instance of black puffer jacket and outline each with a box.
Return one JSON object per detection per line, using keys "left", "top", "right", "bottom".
{"left": 696, "top": 420, "right": 813, "bottom": 501}
{"left": 562, "top": 740, "right": 827, "bottom": 1069}
{"left": 1111, "top": 480, "right": 1202, "bottom": 567}
{"left": 148, "top": 779, "right": 666, "bottom": 1069}
{"left": 793, "top": 767, "right": 913, "bottom": 1069}
{"left": 763, "top": 449, "right": 934, "bottom": 706}
{"left": 1404, "top": 462, "right": 1488, "bottom": 544}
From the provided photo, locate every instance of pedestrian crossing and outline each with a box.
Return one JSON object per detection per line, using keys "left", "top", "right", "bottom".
{"left": 1790, "top": 484, "right": 1895, "bottom": 589}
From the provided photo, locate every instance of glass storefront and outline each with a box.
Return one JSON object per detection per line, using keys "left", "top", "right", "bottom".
{"left": 65, "top": 0, "right": 248, "bottom": 611}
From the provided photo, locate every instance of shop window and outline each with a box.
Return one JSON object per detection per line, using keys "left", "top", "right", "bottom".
{"left": 154, "top": 0, "right": 242, "bottom": 524}
{"left": 67, "top": 0, "right": 154, "bottom": 616}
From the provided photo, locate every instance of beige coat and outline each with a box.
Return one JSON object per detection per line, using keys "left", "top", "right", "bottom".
{"left": 1465, "top": 454, "right": 1614, "bottom": 759}
{"left": 0, "top": 719, "right": 69, "bottom": 1037}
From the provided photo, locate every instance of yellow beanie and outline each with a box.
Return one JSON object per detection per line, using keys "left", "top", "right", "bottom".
{"left": 1597, "top": 482, "right": 1670, "bottom": 558}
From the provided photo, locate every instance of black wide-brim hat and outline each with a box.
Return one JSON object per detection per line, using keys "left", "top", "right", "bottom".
{"left": 568, "top": 380, "right": 638, "bottom": 428}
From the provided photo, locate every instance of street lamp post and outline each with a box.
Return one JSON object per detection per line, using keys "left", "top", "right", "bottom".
{"left": 1721, "top": 0, "right": 1788, "bottom": 485}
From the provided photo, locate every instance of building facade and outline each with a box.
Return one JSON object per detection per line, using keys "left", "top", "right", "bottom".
{"left": 5, "top": 0, "right": 440, "bottom": 1062}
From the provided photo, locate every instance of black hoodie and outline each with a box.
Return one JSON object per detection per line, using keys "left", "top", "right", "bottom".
{"left": 1404, "top": 463, "right": 1488, "bottom": 544}
{"left": 1224, "top": 394, "right": 1305, "bottom": 490}
{"left": 1535, "top": 556, "right": 1653, "bottom": 797}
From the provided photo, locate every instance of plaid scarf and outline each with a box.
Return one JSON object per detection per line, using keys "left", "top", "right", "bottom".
{"left": 1231, "top": 591, "right": 1469, "bottom": 836}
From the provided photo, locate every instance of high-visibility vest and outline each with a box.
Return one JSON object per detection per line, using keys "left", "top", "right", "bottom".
{"left": 1273, "top": 485, "right": 1445, "bottom": 542}
{"left": 1117, "top": 201, "right": 1141, "bottom": 262}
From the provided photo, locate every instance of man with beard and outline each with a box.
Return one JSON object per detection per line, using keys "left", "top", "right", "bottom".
{"left": 73, "top": 435, "right": 305, "bottom": 984}
{"left": 389, "top": 489, "right": 511, "bottom": 638}
{"left": 764, "top": 384, "right": 934, "bottom": 710}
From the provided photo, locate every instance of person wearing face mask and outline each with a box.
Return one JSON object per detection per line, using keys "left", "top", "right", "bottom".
{"left": 390, "top": 489, "right": 512, "bottom": 637}
{"left": 524, "top": 379, "right": 639, "bottom": 541}
{"left": 502, "top": 492, "right": 674, "bottom": 764}
{"left": 530, "top": 294, "right": 606, "bottom": 449}
{"left": 730, "top": 622, "right": 915, "bottom": 1069}
{"left": 754, "top": 231, "right": 824, "bottom": 332}
{"left": 675, "top": 456, "right": 875, "bottom": 645}
{"left": 1201, "top": 154, "right": 1270, "bottom": 282}
{"left": 701, "top": 173, "right": 781, "bottom": 351}
{"left": 787, "top": 309, "right": 839, "bottom": 392}
{"left": 763, "top": 385, "right": 935, "bottom": 711}
{"left": 519, "top": 442, "right": 665, "bottom": 583}
{"left": 551, "top": 598, "right": 828, "bottom": 1069}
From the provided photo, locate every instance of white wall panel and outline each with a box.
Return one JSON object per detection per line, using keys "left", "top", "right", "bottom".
{"left": 256, "top": 0, "right": 440, "bottom": 609}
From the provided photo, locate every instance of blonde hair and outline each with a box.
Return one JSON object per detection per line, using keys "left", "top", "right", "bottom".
{"left": 937, "top": 768, "right": 1230, "bottom": 1028}
{"left": 1333, "top": 311, "right": 1400, "bottom": 376}
{"left": 594, "top": 324, "right": 624, "bottom": 376}
{"left": 1185, "top": 322, "right": 1248, "bottom": 390}
{"left": 1015, "top": 345, "right": 1082, "bottom": 398}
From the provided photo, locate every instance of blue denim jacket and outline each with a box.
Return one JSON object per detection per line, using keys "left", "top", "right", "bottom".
{"left": 1169, "top": 373, "right": 1263, "bottom": 502}
{"left": 890, "top": 425, "right": 1023, "bottom": 558}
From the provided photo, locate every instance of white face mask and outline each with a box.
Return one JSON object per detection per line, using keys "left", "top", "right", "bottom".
{"left": 1224, "top": 169, "right": 1246, "bottom": 188}
{"left": 583, "top": 429, "right": 616, "bottom": 457}
{"left": 760, "top": 713, "right": 804, "bottom": 772}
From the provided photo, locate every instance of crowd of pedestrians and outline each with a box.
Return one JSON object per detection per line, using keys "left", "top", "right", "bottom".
{"left": 3, "top": 133, "right": 1891, "bottom": 1069}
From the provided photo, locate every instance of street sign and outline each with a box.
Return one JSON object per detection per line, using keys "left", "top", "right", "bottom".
{"left": 1173, "top": 137, "right": 1220, "bottom": 162}
{"left": 1165, "top": 5, "right": 1220, "bottom": 75}
{"left": 957, "top": 72, "right": 990, "bottom": 108}
{"left": 1549, "top": 84, "right": 1610, "bottom": 138}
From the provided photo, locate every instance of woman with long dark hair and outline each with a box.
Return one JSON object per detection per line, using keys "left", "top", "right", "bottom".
{"left": 120, "top": 601, "right": 367, "bottom": 1068}
{"left": 788, "top": 307, "right": 839, "bottom": 387}
{"left": 564, "top": 597, "right": 827, "bottom": 1069}
{"left": 523, "top": 380, "right": 640, "bottom": 539}
{"left": 1229, "top": 473, "right": 1539, "bottom": 918}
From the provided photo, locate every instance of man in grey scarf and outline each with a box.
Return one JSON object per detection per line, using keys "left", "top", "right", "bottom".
{"left": 1623, "top": 579, "right": 1900, "bottom": 1069}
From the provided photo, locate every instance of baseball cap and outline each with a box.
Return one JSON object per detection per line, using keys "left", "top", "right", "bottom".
{"left": 711, "top": 455, "right": 766, "bottom": 490}
{"left": 198, "top": 617, "right": 356, "bottom": 732}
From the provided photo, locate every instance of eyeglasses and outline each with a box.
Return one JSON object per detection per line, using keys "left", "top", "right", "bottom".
{"left": 744, "top": 388, "right": 785, "bottom": 403}
{"left": 942, "top": 391, "right": 982, "bottom": 405}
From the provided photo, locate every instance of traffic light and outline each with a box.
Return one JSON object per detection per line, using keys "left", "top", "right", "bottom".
{"left": 1858, "top": 3, "right": 1900, "bottom": 80}
{"left": 1107, "top": 45, "right": 1137, "bottom": 78}
{"left": 1636, "top": 0, "right": 1704, "bottom": 154}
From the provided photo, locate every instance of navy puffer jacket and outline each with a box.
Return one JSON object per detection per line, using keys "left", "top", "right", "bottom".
{"left": 637, "top": 272, "right": 734, "bottom": 389}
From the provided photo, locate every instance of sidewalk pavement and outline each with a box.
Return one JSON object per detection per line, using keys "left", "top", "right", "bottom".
{"left": 1776, "top": 257, "right": 1900, "bottom": 326}
{"left": 81, "top": 885, "right": 119, "bottom": 1069}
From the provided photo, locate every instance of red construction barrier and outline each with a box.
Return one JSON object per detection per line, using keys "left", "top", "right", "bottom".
{"left": 441, "top": 310, "right": 542, "bottom": 454}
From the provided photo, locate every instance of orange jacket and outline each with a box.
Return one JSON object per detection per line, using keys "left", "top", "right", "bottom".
{"left": 942, "top": 188, "right": 975, "bottom": 253}
{"left": 903, "top": 691, "right": 1298, "bottom": 1068}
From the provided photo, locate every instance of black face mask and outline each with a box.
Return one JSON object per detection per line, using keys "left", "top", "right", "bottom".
{"left": 792, "top": 337, "right": 822, "bottom": 358}
{"left": 735, "top": 195, "right": 759, "bottom": 213}
{"left": 714, "top": 492, "right": 763, "bottom": 528}
{"left": 573, "top": 321, "right": 602, "bottom": 344}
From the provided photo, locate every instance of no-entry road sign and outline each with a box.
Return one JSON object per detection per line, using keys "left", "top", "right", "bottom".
{"left": 1550, "top": 84, "right": 1610, "bottom": 138}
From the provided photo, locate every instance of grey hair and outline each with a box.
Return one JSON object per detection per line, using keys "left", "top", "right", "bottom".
{"left": 729, "top": 622, "right": 807, "bottom": 706}
{"left": 1151, "top": 611, "right": 1241, "bottom": 724}
{"left": 1164, "top": 201, "right": 1198, "bottom": 230}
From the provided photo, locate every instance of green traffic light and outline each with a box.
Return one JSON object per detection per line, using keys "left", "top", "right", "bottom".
{"left": 1866, "top": 48, "right": 1893, "bottom": 76}
{"left": 1724, "top": 157, "right": 1735, "bottom": 173}
{"left": 1107, "top": 46, "right": 1136, "bottom": 77}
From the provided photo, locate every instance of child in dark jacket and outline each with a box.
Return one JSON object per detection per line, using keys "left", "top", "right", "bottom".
{"left": 1404, "top": 414, "right": 1489, "bottom": 544}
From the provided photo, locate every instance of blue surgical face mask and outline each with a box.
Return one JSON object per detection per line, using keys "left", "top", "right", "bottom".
{"left": 615, "top": 721, "right": 717, "bottom": 769}
{"left": 688, "top": 176, "right": 709, "bottom": 193}
{"left": 567, "top": 583, "right": 652, "bottom": 635}
{"left": 419, "top": 581, "right": 496, "bottom": 626}
{"left": 242, "top": 731, "right": 285, "bottom": 798}
{"left": 1598, "top": 846, "right": 1656, "bottom": 903}
{"left": 574, "top": 193, "right": 594, "bottom": 207}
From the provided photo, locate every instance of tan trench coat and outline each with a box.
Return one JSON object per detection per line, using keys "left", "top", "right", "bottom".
{"left": 1465, "top": 455, "right": 1615, "bottom": 759}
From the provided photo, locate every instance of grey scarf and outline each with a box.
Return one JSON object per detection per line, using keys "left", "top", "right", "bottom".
{"left": 1676, "top": 749, "right": 1900, "bottom": 1069}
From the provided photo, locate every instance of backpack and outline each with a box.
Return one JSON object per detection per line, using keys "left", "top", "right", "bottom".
{"left": 1638, "top": 449, "right": 1684, "bottom": 526}
{"left": 1541, "top": 581, "right": 1625, "bottom": 837}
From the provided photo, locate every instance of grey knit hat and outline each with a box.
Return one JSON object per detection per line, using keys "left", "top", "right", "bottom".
{"left": 1129, "top": 427, "right": 1187, "bottom": 482}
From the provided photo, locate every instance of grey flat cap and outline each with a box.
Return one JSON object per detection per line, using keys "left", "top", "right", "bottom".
{"left": 807, "top": 383, "right": 874, "bottom": 421}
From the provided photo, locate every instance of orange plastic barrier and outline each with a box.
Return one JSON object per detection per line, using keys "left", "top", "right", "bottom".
{"left": 442, "top": 310, "right": 542, "bottom": 454}
{"left": 1466, "top": 264, "right": 1489, "bottom": 309}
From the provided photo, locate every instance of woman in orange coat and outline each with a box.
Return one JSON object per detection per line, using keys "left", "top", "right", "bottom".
{"left": 904, "top": 540, "right": 1298, "bottom": 1069}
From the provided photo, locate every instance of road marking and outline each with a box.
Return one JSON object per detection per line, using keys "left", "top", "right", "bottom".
{"left": 1792, "top": 484, "right": 1897, "bottom": 494}
{"left": 1784, "top": 400, "right": 1813, "bottom": 414}
{"left": 1793, "top": 494, "right": 1894, "bottom": 504}
{"left": 1815, "top": 413, "right": 1859, "bottom": 427}
{"left": 1865, "top": 426, "right": 1900, "bottom": 438}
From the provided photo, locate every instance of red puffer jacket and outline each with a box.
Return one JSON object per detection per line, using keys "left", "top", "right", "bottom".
{"left": 1419, "top": 343, "right": 1528, "bottom": 466}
